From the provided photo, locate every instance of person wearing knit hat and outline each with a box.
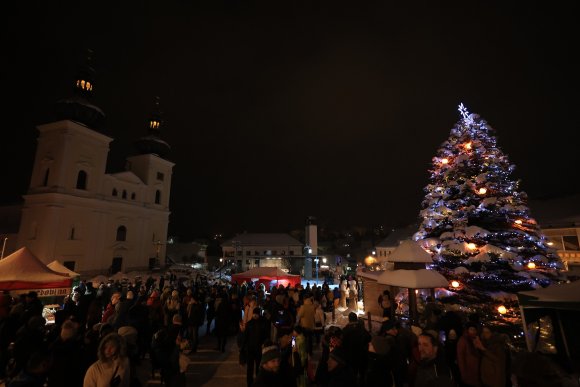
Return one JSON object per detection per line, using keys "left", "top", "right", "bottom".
{"left": 252, "top": 343, "right": 283, "bottom": 387}
{"left": 260, "top": 344, "right": 280, "bottom": 366}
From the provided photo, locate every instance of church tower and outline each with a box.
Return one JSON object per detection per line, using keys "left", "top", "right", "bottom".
{"left": 125, "top": 97, "right": 174, "bottom": 267}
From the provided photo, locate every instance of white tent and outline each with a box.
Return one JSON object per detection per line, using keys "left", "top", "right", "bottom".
{"left": 385, "top": 240, "right": 433, "bottom": 263}
{"left": 378, "top": 268, "right": 449, "bottom": 323}
{"left": 47, "top": 260, "right": 80, "bottom": 277}
{"left": 377, "top": 269, "right": 449, "bottom": 288}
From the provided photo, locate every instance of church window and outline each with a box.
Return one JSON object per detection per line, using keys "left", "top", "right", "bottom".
{"left": 112, "top": 188, "right": 118, "bottom": 196}
{"left": 157, "top": 172, "right": 164, "bottom": 181}
{"left": 131, "top": 193, "right": 136, "bottom": 200}
{"left": 116, "top": 226, "right": 127, "bottom": 241}
{"left": 76, "top": 170, "right": 88, "bottom": 190}
{"left": 122, "top": 190, "right": 127, "bottom": 199}
{"left": 70, "top": 227, "right": 75, "bottom": 240}
{"left": 155, "top": 190, "right": 161, "bottom": 204}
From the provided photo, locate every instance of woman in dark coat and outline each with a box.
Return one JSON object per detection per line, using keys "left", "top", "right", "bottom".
{"left": 214, "top": 293, "right": 232, "bottom": 352}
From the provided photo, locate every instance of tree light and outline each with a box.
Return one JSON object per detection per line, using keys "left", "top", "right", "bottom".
{"left": 451, "top": 280, "right": 460, "bottom": 289}
{"left": 478, "top": 188, "right": 487, "bottom": 195}
{"left": 514, "top": 219, "right": 523, "bottom": 225}
{"left": 464, "top": 142, "right": 472, "bottom": 150}
{"left": 497, "top": 305, "right": 507, "bottom": 315}
{"left": 441, "top": 158, "right": 449, "bottom": 164}
{"left": 527, "top": 262, "right": 536, "bottom": 269}
{"left": 467, "top": 243, "right": 477, "bottom": 250}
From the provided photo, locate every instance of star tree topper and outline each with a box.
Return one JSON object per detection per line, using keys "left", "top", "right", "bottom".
{"left": 458, "top": 103, "right": 470, "bottom": 119}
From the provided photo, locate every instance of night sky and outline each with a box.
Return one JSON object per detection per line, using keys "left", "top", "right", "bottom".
{"left": 2, "top": 2, "right": 579, "bottom": 240}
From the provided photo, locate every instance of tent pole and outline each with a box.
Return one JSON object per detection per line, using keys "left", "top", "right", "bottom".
{"left": 517, "top": 298, "right": 534, "bottom": 352}
{"left": 556, "top": 310, "right": 571, "bottom": 367}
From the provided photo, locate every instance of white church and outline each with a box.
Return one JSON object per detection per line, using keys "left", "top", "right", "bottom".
{"left": 13, "top": 56, "right": 174, "bottom": 276}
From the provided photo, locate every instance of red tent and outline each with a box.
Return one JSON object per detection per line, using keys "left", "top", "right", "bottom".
{"left": 0, "top": 247, "right": 73, "bottom": 294}
{"left": 231, "top": 267, "right": 301, "bottom": 288}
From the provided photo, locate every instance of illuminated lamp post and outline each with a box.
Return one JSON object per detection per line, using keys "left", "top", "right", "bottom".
{"left": 314, "top": 257, "right": 319, "bottom": 286}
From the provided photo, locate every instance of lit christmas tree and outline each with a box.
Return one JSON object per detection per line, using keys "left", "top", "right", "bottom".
{"left": 415, "top": 104, "right": 562, "bottom": 305}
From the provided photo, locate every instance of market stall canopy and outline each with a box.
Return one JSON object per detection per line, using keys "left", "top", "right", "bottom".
{"left": 517, "top": 279, "right": 580, "bottom": 365}
{"left": 47, "top": 260, "right": 80, "bottom": 277}
{"left": 384, "top": 239, "right": 434, "bottom": 267}
{"left": 518, "top": 280, "right": 580, "bottom": 308}
{"left": 0, "top": 247, "right": 72, "bottom": 290}
{"left": 377, "top": 269, "right": 448, "bottom": 289}
{"left": 231, "top": 267, "right": 301, "bottom": 287}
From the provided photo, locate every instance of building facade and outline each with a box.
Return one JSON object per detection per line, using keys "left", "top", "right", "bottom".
{"left": 15, "top": 58, "right": 173, "bottom": 275}
{"left": 221, "top": 233, "right": 304, "bottom": 274}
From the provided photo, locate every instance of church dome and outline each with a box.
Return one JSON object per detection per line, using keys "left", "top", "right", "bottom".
{"left": 55, "top": 49, "right": 105, "bottom": 129}
{"left": 134, "top": 97, "right": 171, "bottom": 158}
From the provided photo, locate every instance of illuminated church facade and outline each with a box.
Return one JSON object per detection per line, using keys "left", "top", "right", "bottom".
{"left": 16, "top": 55, "right": 174, "bottom": 275}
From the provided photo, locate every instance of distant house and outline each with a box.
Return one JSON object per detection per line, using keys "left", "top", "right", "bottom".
{"left": 530, "top": 195, "right": 580, "bottom": 273}
{"left": 221, "top": 233, "right": 304, "bottom": 274}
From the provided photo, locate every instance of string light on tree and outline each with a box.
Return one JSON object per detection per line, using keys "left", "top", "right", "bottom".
{"left": 478, "top": 188, "right": 487, "bottom": 195}
{"left": 441, "top": 158, "right": 449, "bottom": 165}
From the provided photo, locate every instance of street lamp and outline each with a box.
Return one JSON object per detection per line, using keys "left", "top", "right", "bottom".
{"left": 314, "top": 257, "right": 319, "bottom": 286}
{"left": 219, "top": 258, "right": 223, "bottom": 280}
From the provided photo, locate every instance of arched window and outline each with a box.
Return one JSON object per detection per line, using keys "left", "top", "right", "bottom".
{"left": 131, "top": 193, "right": 136, "bottom": 200}
{"left": 112, "top": 188, "right": 118, "bottom": 196}
{"left": 70, "top": 227, "right": 75, "bottom": 240}
{"left": 116, "top": 226, "right": 127, "bottom": 241}
{"left": 76, "top": 170, "right": 88, "bottom": 190}
{"left": 43, "top": 169, "right": 50, "bottom": 186}
{"left": 155, "top": 190, "right": 161, "bottom": 204}
{"left": 122, "top": 190, "right": 127, "bottom": 199}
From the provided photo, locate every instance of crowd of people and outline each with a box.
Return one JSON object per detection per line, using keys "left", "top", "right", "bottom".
{"left": 0, "top": 271, "right": 576, "bottom": 387}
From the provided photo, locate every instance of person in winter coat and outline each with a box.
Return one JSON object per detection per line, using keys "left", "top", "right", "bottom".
{"left": 101, "top": 292, "right": 121, "bottom": 324}
{"left": 47, "top": 320, "right": 86, "bottom": 387}
{"left": 253, "top": 344, "right": 284, "bottom": 387}
{"left": 479, "top": 326, "right": 509, "bottom": 387}
{"left": 296, "top": 296, "right": 316, "bottom": 354}
{"left": 457, "top": 322, "right": 482, "bottom": 387}
{"left": 242, "top": 307, "right": 269, "bottom": 387}
{"left": 313, "top": 301, "right": 325, "bottom": 346}
{"left": 186, "top": 295, "right": 205, "bottom": 353}
{"left": 214, "top": 293, "right": 231, "bottom": 352}
{"left": 327, "top": 347, "right": 357, "bottom": 387}
{"left": 83, "top": 332, "right": 130, "bottom": 387}
{"left": 414, "top": 333, "right": 454, "bottom": 387}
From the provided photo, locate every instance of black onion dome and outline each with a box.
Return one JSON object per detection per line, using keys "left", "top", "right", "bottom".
{"left": 55, "top": 49, "right": 105, "bottom": 129}
{"left": 134, "top": 97, "right": 171, "bottom": 158}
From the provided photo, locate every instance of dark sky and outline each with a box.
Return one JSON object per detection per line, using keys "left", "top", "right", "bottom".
{"left": 2, "top": 2, "right": 579, "bottom": 240}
